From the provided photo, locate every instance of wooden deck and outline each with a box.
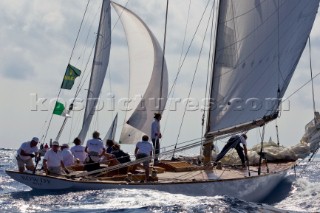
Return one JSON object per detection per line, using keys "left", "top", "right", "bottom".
{"left": 40, "top": 160, "right": 296, "bottom": 183}
{"left": 155, "top": 161, "right": 295, "bottom": 182}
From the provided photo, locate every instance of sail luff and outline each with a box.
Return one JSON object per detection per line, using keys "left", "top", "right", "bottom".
{"left": 203, "top": 0, "right": 222, "bottom": 165}
{"left": 78, "top": 0, "right": 112, "bottom": 143}
{"left": 103, "top": 113, "right": 118, "bottom": 141}
{"left": 205, "top": 0, "right": 222, "bottom": 136}
{"left": 207, "top": 0, "right": 320, "bottom": 136}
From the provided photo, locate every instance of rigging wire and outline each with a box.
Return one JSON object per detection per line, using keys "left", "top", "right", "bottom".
{"left": 158, "top": 0, "right": 170, "bottom": 113}
{"left": 42, "top": 0, "right": 92, "bottom": 143}
{"left": 69, "top": 0, "right": 92, "bottom": 64}
{"left": 51, "top": 0, "right": 132, "bottom": 142}
{"left": 258, "top": 125, "right": 266, "bottom": 175}
{"left": 172, "top": 1, "right": 215, "bottom": 158}
{"left": 57, "top": 0, "right": 133, "bottom": 140}
{"left": 283, "top": 72, "right": 320, "bottom": 102}
{"left": 200, "top": 0, "right": 217, "bottom": 155}
{"left": 163, "top": 0, "right": 213, "bottom": 138}
{"left": 167, "top": 0, "right": 213, "bottom": 99}
{"left": 162, "top": 0, "right": 213, "bottom": 139}
{"left": 308, "top": 37, "right": 316, "bottom": 115}
{"left": 275, "top": 120, "right": 280, "bottom": 146}
{"left": 162, "top": 0, "right": 192, "bottom": 135}
{"left": 276, "top": 0, "right": 283, "bottom": 114}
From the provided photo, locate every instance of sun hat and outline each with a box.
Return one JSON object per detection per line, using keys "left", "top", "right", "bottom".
{"left": 52, "top": 141, "right": 59, "bottom": 146}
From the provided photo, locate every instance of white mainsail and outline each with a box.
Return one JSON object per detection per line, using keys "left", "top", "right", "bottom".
{"left": 103, "top": 113, "right": 118, "bottom": 141}
{"left": 111, "top": 3, "right": 168, "bottom": 144}
{"left": 78, "top": 0, "right": 112, "bottom": 143}
{"left": 207, "top": 0, "right": 320, "bottom": 136}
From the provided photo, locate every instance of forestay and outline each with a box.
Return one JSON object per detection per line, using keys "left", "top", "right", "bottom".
{"left": 78, "top": 0, "right": 112, "bottom": 143}
{"left": 207, "top": 0, "right": 320, "bottom": 135}
{"left": 112, "top": 3, "right": 168, "bottom": 144}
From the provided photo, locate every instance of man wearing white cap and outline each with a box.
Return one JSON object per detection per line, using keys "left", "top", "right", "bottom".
{"left": 43, "top": 141, "right": 69, "bottom": 175}
{"left": 16, "top": 137, "right": 40, "bottom": 172}
{"left": 61, "top": 143, "right": 74, "bottom": 167}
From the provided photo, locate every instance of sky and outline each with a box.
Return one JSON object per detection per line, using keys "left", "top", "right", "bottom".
{"left": 1, "top": 0, "right": 320, "bottom": 154}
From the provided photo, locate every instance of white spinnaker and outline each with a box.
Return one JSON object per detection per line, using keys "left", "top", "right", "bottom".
{"left": 103, "top": 113, "right": 118, "bottom": 141}
{"left": 112, "top": 3, "right": 168, "bottom": 144}
{"left": 78, "top": 0, "right": 112, "bottom": 143}
{"left": 208, "top": 0, "right": 320, "bottom": 134}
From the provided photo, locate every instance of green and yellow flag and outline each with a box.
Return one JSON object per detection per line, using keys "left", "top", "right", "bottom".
{"left": 60, "top": 64, "right": 81, "bottom": 90}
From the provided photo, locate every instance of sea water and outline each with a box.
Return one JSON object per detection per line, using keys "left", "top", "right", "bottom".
{"left": 1, "top": 148, "right": 319, "bottom": 213}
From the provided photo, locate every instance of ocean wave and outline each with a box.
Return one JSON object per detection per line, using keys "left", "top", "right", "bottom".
{"left": 0, "top": 149, "right": 318, "bottom": 212}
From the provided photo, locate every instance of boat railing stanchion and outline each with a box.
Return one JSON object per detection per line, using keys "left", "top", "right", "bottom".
{"left": 246, "top": 158, "right": 251, "bottom": 177}
{"left": 33, "top": 153, "right": 41, "bottom": 174}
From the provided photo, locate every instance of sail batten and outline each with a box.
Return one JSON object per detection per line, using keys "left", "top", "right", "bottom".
{"left": 78, "top": 0, "right": 112, "bottom": 143}
{"left": 207, "top": 0, "right": 320, "bottom": 135}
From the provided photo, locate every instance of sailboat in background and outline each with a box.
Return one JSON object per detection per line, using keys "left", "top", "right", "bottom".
{"left": 103, "top": 113, "right": 118, "bottom": 141}
{"left": 6, "top": 0, "right": 320, "bottom": 202}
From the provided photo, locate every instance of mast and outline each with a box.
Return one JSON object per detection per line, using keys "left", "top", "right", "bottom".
{"left": 78, "top": 0, "right": 112, "bottom": 143}
{"left": 159, "top": 0, "right": 170, "bottom": 114}
{"left": 203, "top": 0, "right": 221, "bottom": 166}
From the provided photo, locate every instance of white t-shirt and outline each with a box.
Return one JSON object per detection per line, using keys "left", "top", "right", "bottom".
{"left": 17, "top": 142, "right": 39, "bottom": 161}
{"left": 86, "top": 138, "right": 104, "bottom": 154}
{"left": 151, "top": 120, "right": 161, "bottom": 139}
{"left": 136, "top": 141, "right": 153, "bottom": 156}
{"left": 61, "top": 148, "right": 74, "bottom": 167}
{"left": 70, "top": 145, "right": 87, "bottom": 163}
{"left": 239, "top": 135, "right": 247, "bottom": 146}
{"left": 44, "top": 149, "right": 63, "bottom": 168}
{"left": 229, "top": 135, "right": 247, "bottom": 146}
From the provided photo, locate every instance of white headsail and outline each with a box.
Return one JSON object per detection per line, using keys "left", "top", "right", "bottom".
{"left": 78, "top": 0, "right": 112, "bottom": 143}
{"left": 112, "top": 3, "right": 168, "bottom": 144}
{"left": 207, "top": 0, "right": 320, "bottom": 136}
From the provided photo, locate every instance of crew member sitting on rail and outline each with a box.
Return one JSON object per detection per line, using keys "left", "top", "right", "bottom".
{"left": 61, "top": 144, "right": 74, "bottom": 167}
{"left": 43, "top": 141, "right": 69, "bottom": 175}
{"left": 111, "top": 143, "right": 131, "bottom": 164}
{"left": 85, "top": 131, "right": 105, "bottom": 163}
{"left": 106, "top": 139, "right": 114, "bottom": 154}
{"left": 213, "top": 134, "right": 249, "bottom": 168}
{"left": 70, "top": 138, "right": 87, "bottom": 164}
{"left": 135, "top": 135, "right": 153, "bottom": 182}
{"left": 16, "top": 137, "right": 40, "bottom": 173}
{"left": 111, "top": 143, "right": 131, "bottom": 174}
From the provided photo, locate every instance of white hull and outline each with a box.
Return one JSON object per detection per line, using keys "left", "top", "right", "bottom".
{"left": 6, "top": 168, "right": 289, "bottom": 202}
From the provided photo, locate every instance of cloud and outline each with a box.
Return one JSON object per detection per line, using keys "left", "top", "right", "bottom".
{"left": 0, "top": 0, "right": 320, "bottom": 150}
{"left": 1, "top": 53, "right": 35, "bottom": 80}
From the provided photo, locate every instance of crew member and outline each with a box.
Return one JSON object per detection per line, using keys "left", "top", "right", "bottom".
{"left": 214, "top": 134, "right": 248, "bottom": 167}
{"left": 43, "top": 141, "right": 69, "bottom": 175}
{"left": 70, "top": 138, "right": 87, "bottom": 163}
{"left": 151, "top": 113, "right": 162, "bottom": 164}
{"left": 85, "top": 131, "right": 105, "bottom": 163}
{"left": 135, "top": 135, "right": 153, "bottom": 182}
{"left": 16, "top": 137, "right": 40, "bottom": 172}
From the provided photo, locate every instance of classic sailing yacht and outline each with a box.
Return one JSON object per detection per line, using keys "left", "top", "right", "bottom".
{"left": 6, "top": 0, "right": 320, "bottom": 202}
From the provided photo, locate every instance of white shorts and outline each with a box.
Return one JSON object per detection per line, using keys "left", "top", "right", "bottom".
{"left": 16, "top": 155, "right": 34, "bottom": 170}
{"left": 48, "top": 167, "right": 63, "bottom": 175}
